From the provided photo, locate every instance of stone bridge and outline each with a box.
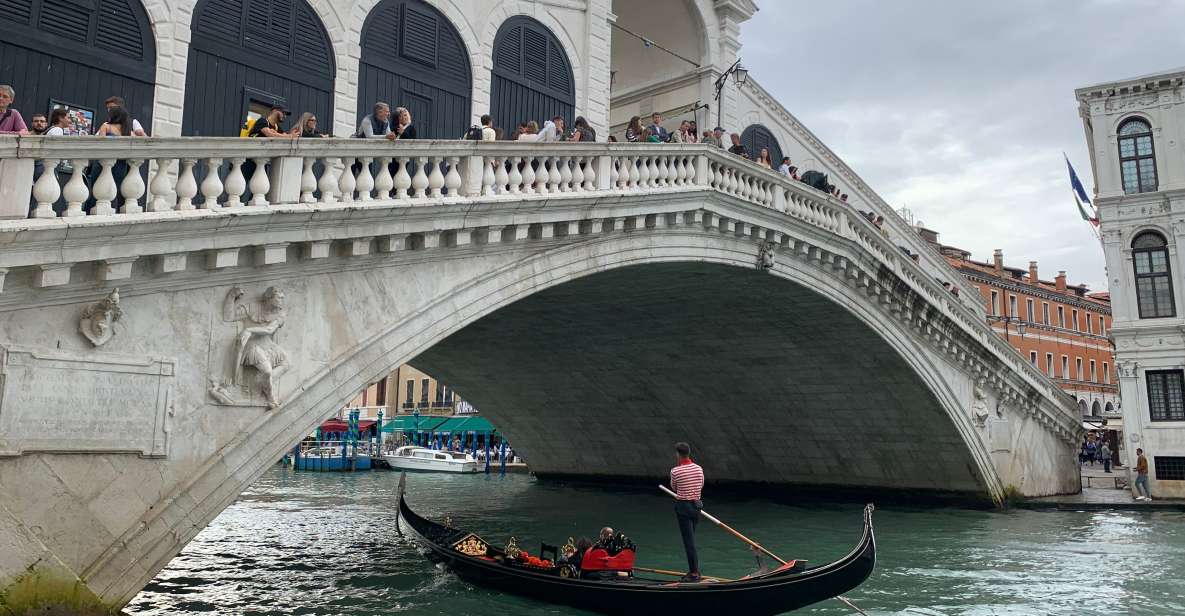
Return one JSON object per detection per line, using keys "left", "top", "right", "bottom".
{"left": 0, "top": 137, "right": 1081, "bottom": 612}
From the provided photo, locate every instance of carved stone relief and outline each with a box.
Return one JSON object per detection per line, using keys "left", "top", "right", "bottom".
{"left": 207, "top": 286, "right": 290, "bottom": 409}
{"left": 757, "top": 241, "right": 776, "bottom": 271}
{"left": 972, "top": 380, "right": 990, "bottom": 429}
{"left": 79, "top": 288, "right": 123, "bottom": 347}
{"left": 1117, "top": 360, "right": 1139, "bottom": 379}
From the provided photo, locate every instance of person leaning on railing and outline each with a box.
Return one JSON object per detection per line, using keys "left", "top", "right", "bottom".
{"left": 0, "top": 84, "right": 29, "bottom": 135}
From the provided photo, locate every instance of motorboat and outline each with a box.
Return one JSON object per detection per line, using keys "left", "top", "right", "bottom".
{"left": 383, "top": 445, "right": 479, "bottom": 473}
{"left": 397, "top": 473, "right": 876, "bottom": 615}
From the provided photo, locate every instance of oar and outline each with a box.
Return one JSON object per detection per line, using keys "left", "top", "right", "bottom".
{"left": 658, "top": 484, "right": 786, "bottom": 565}
{"left": 658, "top": 485, "right": 871, "bottom": 616}
{"left": 633, "top": 566, "right": 733, "bottom": 583}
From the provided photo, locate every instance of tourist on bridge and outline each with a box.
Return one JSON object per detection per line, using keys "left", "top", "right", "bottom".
{"left": 0, "top": 85, "right": 29, "bottom": 134}
{"left": 1134, "top": 448, "right": 1150, "bottom": 501}
{"left": 29, "top": 113, "right": 48, "bottom": 135}
{"left": 647, "top": 112, "right": 669, "bottom": 142}
{"left": 536, "top": 115, "right": 565, "bottom": 142}
{"left": 625, "top": 116, "right": 644, "bottom": 142}
{"left": 393, "top": 107, "right": 416, "bottom": 139}
{"left": 356, "top": 102, "right": 393, "bottom": 139}
{"left": 670, "top": 442, "right": 704, "bottom": 582}
{"left": 104, "top": 97, "right": 148, "bottom": 136}
{"left": 728, "top": 133, "right": 749, "bottom": 159}
{"left": 1100, "top": 442, "right": 1112, "bottom": 473}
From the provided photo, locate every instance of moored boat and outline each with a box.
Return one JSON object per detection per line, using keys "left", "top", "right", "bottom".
{"left": 384, "top": 445, "right": 479, "bottom": 473}
{"left": 396, "top": 474, "right": 876, "bottom": 615}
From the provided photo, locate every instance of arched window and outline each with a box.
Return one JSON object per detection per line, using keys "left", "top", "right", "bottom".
{"left": 1132, "top": 231, "right": 1175, "bottom": 318}
{"left": 1104, "top": 401, "right": 1115, "bottom": 415}
{"left": 741, "top": 124, "right": 783, "bottom": 167}
{"left": 1091, "top": 401, "right": 1101, "bottom": 417}
{"left": 490, "top": 16, "right": 574, "bottom": 135}
{"left": 1078, "top": 399, "right": 1088, "bottom": 416}
{"left": 1118, "top": 118, "right": 1157, "bottom": 194}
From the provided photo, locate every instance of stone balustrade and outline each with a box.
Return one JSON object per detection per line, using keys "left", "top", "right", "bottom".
{"left": 0, "top": 136, "right": 1072, "bottom": 410}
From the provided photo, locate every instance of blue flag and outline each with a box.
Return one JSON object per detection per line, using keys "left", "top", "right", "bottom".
{"left": 1064, "top": 154, "right": 1097, "bottom": 225}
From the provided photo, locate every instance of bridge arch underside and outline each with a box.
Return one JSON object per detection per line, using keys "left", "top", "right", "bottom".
{"left": 412, "top": 262, "right": 988, "bottom": 500}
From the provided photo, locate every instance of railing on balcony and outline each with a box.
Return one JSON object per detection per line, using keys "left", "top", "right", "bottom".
{"left": 0, "top": 137, "right": 1078, "bottom": 422}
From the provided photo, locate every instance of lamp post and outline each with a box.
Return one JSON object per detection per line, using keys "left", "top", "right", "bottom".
{"left": 987, "top": 315, "right": 1027, "bottom": 343}
{"left": 713, "top": 59, "right": 748, "bottom": 130}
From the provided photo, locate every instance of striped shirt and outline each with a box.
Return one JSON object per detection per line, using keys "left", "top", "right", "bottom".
{"left": 670, "top": 460, "right": 704, "bottom": 501}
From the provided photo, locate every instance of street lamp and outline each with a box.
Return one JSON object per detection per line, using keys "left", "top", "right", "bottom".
{"left": 714, "top": 59, "right": 748, "bottom": 130}
{"left": 987, "top": 315, "right": 1027, "bottom": 343}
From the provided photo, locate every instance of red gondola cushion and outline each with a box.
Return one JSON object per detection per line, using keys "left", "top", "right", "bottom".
{"left": 579, "top": 547, "right": 635, "bottom": 572}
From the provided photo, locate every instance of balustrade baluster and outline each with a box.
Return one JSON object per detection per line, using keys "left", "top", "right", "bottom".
{"left": 62, "top": 159, "right": 89, "bottom": 217}
{"left": 549, "top": 156, "right": 563, "bottom": 193}
{"left": 509, "top": 157, "right": 524, "bottom": 194}
{"left": 583, "top": 156, "right": 596, "bottom": 191}
{"left": 653, "top": 156, "right": 666, "bottom": 187}
{"left": 494, "top": 157, "right": 509, "bottom": 194}
{"left": 558, "top": 156, "right": 572, "bottom": 192}
{"left": 200, "top": 158, "right": 223, "bottom": 209}
{"left": 672, "top": 157, "right": 684, "bottom": 186}
{"left": 411, "top": 157, "right": 430, "bottom": 199}
{"left": 629, "top": 156, "right": 641, "bottom": 189}
{"left": 338, "top": 157, "right": 356, "bottom": 202}
{"left": 570, "top": 157, "right": 584, "bottom": 192}
{"left": 300, "top": 157, "right": 317, "bottom": 203}
{"left": 31, "top": 159, "right": 62, "bottom": 218}
{"left": 482, "top": 157, "right": 497, "bottom": 196}
{"left": 427, "top": 157, "right": 445, "bottom": 198}
{"left": 249, "top": 157, "right": 270, "bottom": 206}
{"left": 175, "top": 159, "right": 198, "bottom": 211}
{"left": 394, "top": 157, "right": 411, "bottom": 199}
{"left": 375, "top": 157, "right": 394, "bottom": 199}
{"left": 534, "top": 157, "right": 549, "bottom": 194}
{"left": 120, "top": 159, "right": 146, "bottom": 214}
{"left": 148, "top": 159, "right": 173, "bottom": 212}
{"left": 225, "top": 158, "right": 247, "bottom": 208}
{"left": 445, "top": 156, "right": 463, "bottom": 198}
{"left": 664, "top": 156, "right": 676, "bottom": 186}
{"left": 356, "top": 157, "right": 375, "bottom": 201}
{"left": 318, "top": 157, "right": 339, "bottom": 204}
{"left": 610, "top": 158, "right": 621, "bottom": 188}
{"left": 637, "top": 156, "right": 650, "bottom": 188}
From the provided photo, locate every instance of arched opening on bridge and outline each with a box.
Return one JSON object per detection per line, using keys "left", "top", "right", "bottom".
{"left": 358, "top": 0, "right": 472, "bottom": 138}
{"left": 608, "top": 0, "right": 708, "bottom": 134}
{"left": 742, "top": 124, "right": 784, "bottom": 165}
{"left": 183, "top": 0, "right": 335, "bottom": 136}
{"left": 490, "top": 16, "right": 574, "bottom": 135}
{"left": 406, "top": 262, "right": 990, "bottom": 499}
{"left": 0, "top": 0, "right": 155, "bottom": 132}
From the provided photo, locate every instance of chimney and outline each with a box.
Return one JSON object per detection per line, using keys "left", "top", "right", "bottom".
{"left": 1029, "top": 261, "right": 1039, "bottom": 283}
{"left": 1055, "top": 271, "right": 1067, "bottom": 292}
{"left": 992, "top": 249, "right": 1003, "bottom": 274}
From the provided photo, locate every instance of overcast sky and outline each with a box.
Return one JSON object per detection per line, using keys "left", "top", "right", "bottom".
{"left": 740, "top": 0, "right": 1185, "bottom": 290}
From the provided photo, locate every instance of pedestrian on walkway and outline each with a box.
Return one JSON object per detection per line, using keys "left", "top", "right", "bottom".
{"left": 1134, "top": 448, "right": 1151, "bottom": 501}
{"left": 1100, "top": 442, "right": 1112, "bottom": 473}
{"left": 670, "top": 442, "right": 704, "bottom": 582}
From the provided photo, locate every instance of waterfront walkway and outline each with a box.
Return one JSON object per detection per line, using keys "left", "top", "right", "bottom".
{"left": 1021, "top": 464, "right": 1185, "bottom": 511}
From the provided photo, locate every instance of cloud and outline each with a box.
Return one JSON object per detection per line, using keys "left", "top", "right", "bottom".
{"left": 741, "top": 0, "right": 1185, "bottom": 289}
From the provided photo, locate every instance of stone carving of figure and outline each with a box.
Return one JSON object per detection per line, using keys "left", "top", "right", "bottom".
{"left": 758, "top": 241, "right": 776, "bottom": 271}
{"left": 79, "top": 288, "right": 122, "bottom": 347}
{"left": 223, "top": 286, "right": 289, "bottom": 408}
{"left": 972, "top": 381, "right": 990, "bottom": 429}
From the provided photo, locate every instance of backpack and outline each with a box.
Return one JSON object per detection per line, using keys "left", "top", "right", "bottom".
{"left": 464, "top": 125, "right": 483, "bottom": 140}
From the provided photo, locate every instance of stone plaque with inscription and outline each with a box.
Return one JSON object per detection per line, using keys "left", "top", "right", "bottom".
{"left": 0, "top": 345, "right": 174, "bottom": 457}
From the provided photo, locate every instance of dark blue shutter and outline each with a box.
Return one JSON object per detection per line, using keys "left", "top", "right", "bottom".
{"left": 490, "top": 16, "right": 574, "bottom": 136}
{"left": 95, "top": 0, "right": 144, "bottom": 59}
{"left": 741, "top": 125, "right": 784, "bottom": 166}
{"left": 357, "top": 0, "right": 471, "bottom": 139}
{"left": 38, "top": 0, "right": 92, "bottom": 43}
{"left": 0, "top": 0, "right": 33, "bottom": 23}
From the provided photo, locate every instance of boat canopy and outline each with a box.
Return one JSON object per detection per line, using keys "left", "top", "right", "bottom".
{"left": 382, "top": 416, "right": 494, "bottom": 434}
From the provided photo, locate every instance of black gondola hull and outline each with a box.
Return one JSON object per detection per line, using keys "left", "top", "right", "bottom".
{"left": 397, "top": 486, "right": 876, "bottom": 615}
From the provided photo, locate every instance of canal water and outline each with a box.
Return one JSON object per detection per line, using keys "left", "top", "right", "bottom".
{"left": 126, "top": 466, "right": 1185, "bottom": 616}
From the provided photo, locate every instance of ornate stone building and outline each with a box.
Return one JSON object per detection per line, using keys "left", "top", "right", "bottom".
{"left": 1077, "top": 68, "right": 1185, "bottom": 498}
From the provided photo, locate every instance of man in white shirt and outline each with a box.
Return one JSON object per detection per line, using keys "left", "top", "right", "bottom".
{"left": 536, "top": 116, "right": 565, "bottom": 142}
{"left": 480, "top": 114, "right": 496, "bottom": 141}
{"left": 777, "top": 157, "right": 792, "bottom": 175}
{"left": 104, "top": 96, "right": 147, "bottom": 136}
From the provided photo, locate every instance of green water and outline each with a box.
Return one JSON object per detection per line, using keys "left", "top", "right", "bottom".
{"left": 126, "top": 467, "right": 1185, "bottom": 615}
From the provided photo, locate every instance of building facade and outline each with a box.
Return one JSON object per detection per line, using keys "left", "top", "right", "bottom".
{"left": 344, "top": 363, "right": 470, "bottom": 419}
{"left": 1077, "top": 68, "right": 1185, "bottom": 499}
{"left": 920, "top": 230, "right": 1119, "bottom": 418}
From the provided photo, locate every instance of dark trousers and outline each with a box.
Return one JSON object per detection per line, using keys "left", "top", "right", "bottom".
{"left": 1104, "top": 458, "right": 1112, "bottom": 473}
{"left": 675, "top": 500, "right": 701, "bottom": 574}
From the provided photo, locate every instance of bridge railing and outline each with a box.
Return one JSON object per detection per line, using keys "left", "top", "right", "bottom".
{"left": 0, "top": 136, "right": 1078, "bottom": 419}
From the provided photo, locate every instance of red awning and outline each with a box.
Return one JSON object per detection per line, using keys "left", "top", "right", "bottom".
{"left": 319, "top": 419, "right": 377, "bottom": 433}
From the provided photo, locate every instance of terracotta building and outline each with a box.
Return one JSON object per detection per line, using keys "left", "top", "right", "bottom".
{"left": 919, "top": 230, "right": 1118, "bottom": 418}
{"left": 344, "top": 364, "right": 474, "bottom": 420}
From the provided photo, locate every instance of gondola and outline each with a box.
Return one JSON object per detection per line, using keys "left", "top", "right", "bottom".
{"left": 396, "top": 474, "right": 876, "bottom": 615}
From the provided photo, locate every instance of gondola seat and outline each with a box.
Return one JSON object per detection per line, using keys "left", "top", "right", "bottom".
{"left": 579, "top": 547, "right": 636, "bottom": 573}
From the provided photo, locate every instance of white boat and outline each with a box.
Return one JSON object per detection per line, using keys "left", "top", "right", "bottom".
{"left": 383, "top": 446, "right": 479, "bottom": 473}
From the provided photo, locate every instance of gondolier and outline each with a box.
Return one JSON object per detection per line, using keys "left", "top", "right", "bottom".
{"left": 670, "top": 442, "right": 705, "bottom": 582}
